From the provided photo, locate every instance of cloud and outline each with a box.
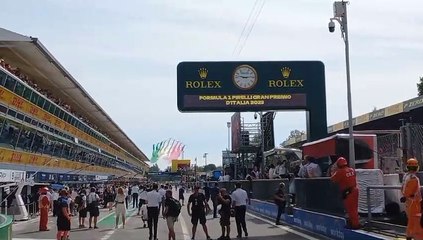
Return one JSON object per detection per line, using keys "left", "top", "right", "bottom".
{"left": 1, "top": 0, "right": 422, "bottom": 169}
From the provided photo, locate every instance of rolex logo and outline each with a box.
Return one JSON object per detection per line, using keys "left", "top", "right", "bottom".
{"left": 198, "top": 68, "right": 208, "bottom": 80}
{"left": 281, "top": 67, "right": 291, "bottom": 79}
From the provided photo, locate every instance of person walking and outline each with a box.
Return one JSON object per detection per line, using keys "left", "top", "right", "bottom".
{"left": 273, "top": 183, "right": 286, "bottom": 225}
{"left": 401, "top": 158, "right": 423, "bottom": 239}
{"left": 112, "top": 187, "right": 127, "bottom": 229}
{"left": 187, "top": 186, "right": 212, "bottom": 240}
{"left": 231, "top": 182, "right": 249, "bottom": 238}
{"left": 38, "top": 187, "right": 50, "bottom": 231}
{"left": 210, "top": 183, "right": 220, "bottom": 218}
{"left": 146, "top": 183, "right": 162, "bottom": 240}
{"left": 56, "top": 189, "right": 71, "bottom": 240}
{"left": 163, "top": 189, "right": 181, "bottom": 240}
{"left": 138, "top": 185, "right": 148, "bottom": 215}
{"left": 87, "top": 187, "right": 100, "bottom": 229}
{"left": 76, "top": 190, "right": 87, "bottom": 228}
{"left": 179, "top": 187, "right": 185, "bottom": 206}
{"left": 330, "top": 157, "right": 360, "bottom": 229}
{"left": 131, "top": 184, "right": 139, "bottom": 209}
{"left": 217, "top": 188, "right": 232, "bottom": 240}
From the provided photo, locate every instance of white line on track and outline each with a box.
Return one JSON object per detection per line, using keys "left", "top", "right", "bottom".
{"left": 12, "top": 239, "right": 55, "bottom": 240}
{"left": 100, "top": 210, "right": 137, "bottom": 240}
{"left": 179, "top": 214, "right": 191, "bottom": 240}
{"left": 246, "top": 212, "right": 321, "bottom": 240}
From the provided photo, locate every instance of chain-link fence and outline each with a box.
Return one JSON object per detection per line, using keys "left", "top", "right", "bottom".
{"left": 377, "top": 132, "right": 402, "bottom": 173}
{"left": 402, "top": 124, "right": 423, "bottom": 166}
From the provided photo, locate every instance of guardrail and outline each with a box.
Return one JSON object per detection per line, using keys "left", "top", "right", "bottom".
{"left": 366, "top": 185, "right": 406, "bottom": 237}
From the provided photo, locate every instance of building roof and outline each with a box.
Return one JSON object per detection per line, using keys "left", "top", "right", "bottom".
{"left": 0, "top": 28, "right": 148, "bottom": 166}
{"left": 282, "top": 95, "right": 423, "bottom": 146}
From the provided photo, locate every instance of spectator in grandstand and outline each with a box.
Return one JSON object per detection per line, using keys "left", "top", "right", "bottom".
{"left": 298, "top": 156, "right": 311, "bottom": 178}
{"left": 250, "top": 165, "right": 261, "bottom": 179}
{"left": 0, "top": 59, "right": 5, "bottom": 68}
{"left": 274, "top": 160, "right": 288, "bottom": 178}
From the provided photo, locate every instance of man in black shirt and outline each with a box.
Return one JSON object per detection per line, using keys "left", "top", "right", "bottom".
{"left": 273, "top": 183, "right": 286, "bottom": 225}
{"left": 163, "top": 190, "right": 180, "bottom": 240}
{"left": 210, "top": 183, "right": 220, "bottom": 218}
{"left": 217, "top": 188, "right": 232, "bottom": 240}
{"left": 188, "top": 186, "right": 212, "bottom": 240}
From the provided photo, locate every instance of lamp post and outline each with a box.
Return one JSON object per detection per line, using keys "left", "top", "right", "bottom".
{"left": 203, "top": 153, "right": 208, "bottom": 166}
{"left": 254, "top": 111, "right": 265, "bottom": 173}
{"left": 227, "top": 122, "right": 231, "bottom": 151}
{"left": 329, "top": 1, "right": 355, "bottom": 168}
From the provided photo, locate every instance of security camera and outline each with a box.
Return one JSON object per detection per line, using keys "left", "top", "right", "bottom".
{"left": 328, "top": 21, "right": 335, "bottom": 33}
{"left": 254, "top": 113, "right": 258, "bottom": 120}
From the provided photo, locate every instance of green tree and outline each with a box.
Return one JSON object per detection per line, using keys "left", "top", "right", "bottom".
{"left": 204, "top": 164, "right": 217, "bottom": 172}
{"left": 149, "top": 164, "right": 160, "bottom": 172}
{"left": 418, "top": 76, "right": 423, "bottom": 96}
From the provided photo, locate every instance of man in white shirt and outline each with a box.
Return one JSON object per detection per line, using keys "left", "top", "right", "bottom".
{"left": 131, "top": 184, "right": 139, "bottom": 209}
{"left": 306, "top": 160, "right": 322, "bottom": 178}
{"left": 87, "top": 187, "right": 100, "bottom": 229}
{"left": 146, "top": 184, "right": 162, "bottom": 240}
{"left": 158, "top": 185, "right": 166, "bottom": 212}
{"left": 231, "top": 182, "right": 249, "bottom": 238}
{"left": 51, "top": 190, "right": 59, "bottom": 217}
{"left": 138, "top": 186, "right": 148, "bottom": 215}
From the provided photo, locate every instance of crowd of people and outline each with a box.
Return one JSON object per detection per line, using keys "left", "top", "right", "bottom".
{"left": 0, "top": 58, "right": 111, "bottom": 140}
{"left": 34, "top": 181, "right": 252, "bottom": 240}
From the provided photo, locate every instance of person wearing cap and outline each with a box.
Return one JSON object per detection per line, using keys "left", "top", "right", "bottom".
{"left": 38, "top": 187, "right": 50, "bottom": 231}
{"left": 187, "top": 185, "right": 212, "bottom": 240}
{"left": 273, "top": 183, "right": 286, "bottom": 225}
{"left": 401, "top": 158, "right": 423, "bottom": 239}
{"left": 330, "top": 157, "right": 360, "bottom": 229}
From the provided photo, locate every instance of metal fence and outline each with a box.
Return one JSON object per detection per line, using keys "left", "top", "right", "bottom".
{"left": 377, "top": 132, "right": 402, "bottom": 173}
{"left": 402, "top": 124, "right": 423, "bottom": 166}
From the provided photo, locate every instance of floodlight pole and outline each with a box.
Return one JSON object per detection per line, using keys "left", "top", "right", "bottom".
{"left": 330, "top": 1, "right": 355, "bottom": 168}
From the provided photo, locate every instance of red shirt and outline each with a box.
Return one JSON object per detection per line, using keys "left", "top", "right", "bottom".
{"left": 331, "top": 167, "right": 357, "bottom": 192}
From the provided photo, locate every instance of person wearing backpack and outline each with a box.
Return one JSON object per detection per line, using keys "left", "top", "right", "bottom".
{"left": 76, "top": 191, "right": 87, "bottom": 228}
{"left": 163, "top": 189, "right": 181, "bottom": 240}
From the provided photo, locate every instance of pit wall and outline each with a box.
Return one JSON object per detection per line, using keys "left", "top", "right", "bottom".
{"left": 0, "top": 214, "right": 12, "bottom": 240}
{"left": 248, "top": 199, "right": 386, "bottom": 240}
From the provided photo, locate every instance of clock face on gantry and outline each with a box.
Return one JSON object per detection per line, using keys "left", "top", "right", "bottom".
{"left": 232, "top": 65, "right": 258, "bottom": 90}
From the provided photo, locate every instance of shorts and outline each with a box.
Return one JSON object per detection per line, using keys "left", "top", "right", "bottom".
{"left": 191, "top": 211, "right": 206, "bottom": 225}
{"left": 220, "top": 212, "right": 230, "bottom": 226}
{"left": 79, "top": 208, "right": 87, "bottom": 218}
{"left": 57, "top": 217, "right": 71, "bottom": 231}
{"left": 166, "top": 216, "right": 177, "bottom": 229}
{"left": 89, "top": 206, "right": 99, "bottom": 217}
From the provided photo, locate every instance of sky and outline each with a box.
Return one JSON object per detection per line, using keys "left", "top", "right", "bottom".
{"left": 1, "top": 0, "right": 422, "bottom": 170}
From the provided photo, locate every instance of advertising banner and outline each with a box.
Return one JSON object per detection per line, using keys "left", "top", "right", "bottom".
{"left": 0, "top": 169, "right": 26, "bottom": 182}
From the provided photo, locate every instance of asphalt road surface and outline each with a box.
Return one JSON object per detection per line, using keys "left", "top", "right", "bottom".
{"left": 12, "top": 194, "right": 329, "bottom": 240}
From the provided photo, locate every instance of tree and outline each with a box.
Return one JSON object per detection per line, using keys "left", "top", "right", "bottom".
{"left": 204, "top": 164, "right": 217, "bottom": 172}
{"left": 281, "top": 129, "right": 306, "bottom": 146}
{"left": 149, "top": 164, "right": 160, "bottom": 172}
{"left": 418, "top": 76, "right": 423, "bottom": 96}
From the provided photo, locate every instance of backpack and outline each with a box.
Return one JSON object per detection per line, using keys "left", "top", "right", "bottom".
{"left": 168, "top": 198, "right": 181, "bottom": 217}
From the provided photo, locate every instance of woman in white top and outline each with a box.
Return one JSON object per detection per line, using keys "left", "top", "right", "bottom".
{"left": 112, "top": 187, "right": 127, "bottom": 229}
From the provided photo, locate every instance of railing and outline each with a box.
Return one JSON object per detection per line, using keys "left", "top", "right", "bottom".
{"left": 365, "top": 185, "right": 406, "bottom": 237}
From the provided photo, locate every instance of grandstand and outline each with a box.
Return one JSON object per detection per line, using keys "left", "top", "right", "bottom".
{"left": 0, "top": 27, "right": 148, "bottom": 181}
